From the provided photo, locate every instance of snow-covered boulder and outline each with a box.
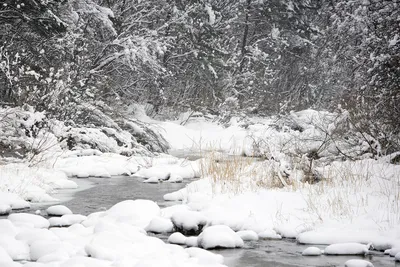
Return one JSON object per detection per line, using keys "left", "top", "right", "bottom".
{"left": 49, "top": 214, "right": 87, "bottom": 227}
{"left": 197, "top": 225, "right": 244, "bottom": 249}
{"left": 236, "top": 230, "right": 259, "bottom": 241}
{"left": 15, "top": 228, "right": 59, "bottom": 245}
{"left": 168, "top": 232, "right": 187, "bottom": 245}
{"left": 258, "top": 229, "right": 282, "bottom": 240}
{"left": 302, "top": 247, "right": 323, "bottom": 256}
{"left": 104, "top": 199, "right": 160, "bottom": 228}
{"left": 186, "top": 247, "right": 224, "bottom": 265}
{"left": 0, "top": 246, "right": 13, "bottom": 263}
{"left": 8, "top": 213, "right": 49, "bottom": 229}
{"left": 0, "top": 219, "right": 18, "bottom": 237}
{"left": 344, "top": 259, "right": 374, "bottom": 267}
{"left": 167, "top": 174, "right": 183, "bottom": 183}
{"left": 0, "top": 192, "right": 30, "bottom": 210}
{"left": 390, "top": 247, "right": 400, "bottom": 257}
{"left": 30, "top": 240, "right": 74, "bottom": 261}
{"left": 145, "top": 217, "right": 174, "bottom": 233}
{"left": 143, "top": 177, "right": 161, "bottom": 183}
{"left": 324, "top": 243, "right": 369, "bottom": 255}
{"left": 0, "top": 204, "right": 11, "bottom": 215}
{"left": 0, "top": 236, "right": 30, "bottom": 261}
{"left": 395, "top": 252, "right": 400, "bottom": 262}
{"left": 46, "top": 205, "right": 72, "bottom": 216}
{"left": 185, "top": 236, "right": 199, "bottom": 247}
{"left": 171, "top": 210, "right": 207, "bottom": 235}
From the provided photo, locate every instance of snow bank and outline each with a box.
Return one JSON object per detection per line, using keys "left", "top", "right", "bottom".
{"left": 197, "top": 225, "right": 244, "bottom": 249}
{"left": 55, "top": 153, "right": 139, "bottom": 177}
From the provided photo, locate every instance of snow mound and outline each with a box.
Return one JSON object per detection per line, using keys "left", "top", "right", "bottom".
{"left": 302, "top": 247, "right": 323, "bottom": 256}
{"left": 344, "top": 259, "right": 374, "bottom": 267}
{"left": 167, "top": 174, "right": 183, "bottom": 183}
{"left": 0, "top": 236, "right": 30, "bottom": 261}
{"left": 197, "top": 225, "right": 244, "bottom": 249}
{"left": 395, "top": 252, "right": 400, "bottom": 261}
{"left": 0, "top": 204, "right": 11, "bottom": 215}
{"left": 49, "top": 214, "right": 87, "bottom": 227}
{"left": 143, "top": 176, "right": 161, "bottom": 183}
{"left": 30, "top": 240, "right": 74, "bottom": 261}
{"left": 0, "top": 246, "right": 13, "bottom": 263}
{"left": 236, "top": 230, "right": 259, "bottom": 241}
{"left": 258, "top": 229, "right": 282, "bottom": 240}
{"left": 145, "top": 217, "right": 174, "bottom": 233}
{"left": 186, "top": 247, "right": 224, "bottom": 265}
{"left": 324, "top": 243, "right": 369, "bottom": 255}
{"left": 0, "top": 219, "right": 18, "bottom": 236}
{"left": 0, "top": 192, "right": 30, "bottom": 210}
{"left": 8, "top": 213, "right": 49, "bottom": 229}
{"left": 46, "top": 205, "right": 73, "bottom": 216}
{"left": 171, "top": 210, "right": 207, "bottom": 235}
{"left": 104, "top": 199, "right": 160, "bottom": 228}
{"left": 185, "top": 236, "right": 199, "bottom": 247}
{"left": 168, "top": 232, "right": 187, "bottom": 245}
{"left": 15, "top": 228, "right": 59, "bottom": 245}
{"left": 389, "top": 247, "right": 400, "bottom": 257}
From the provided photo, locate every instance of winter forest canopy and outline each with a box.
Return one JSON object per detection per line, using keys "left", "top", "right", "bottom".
{"left": 0, "top": 0, "right": 399, "bottom": 154}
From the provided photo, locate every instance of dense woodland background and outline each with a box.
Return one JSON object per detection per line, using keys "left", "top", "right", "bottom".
{"left": 0, "top": 0, "right": 399, "bottom": 154}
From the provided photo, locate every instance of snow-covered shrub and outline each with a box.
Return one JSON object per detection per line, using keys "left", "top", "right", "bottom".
{"left": 0, "top": 106, "right": 60, "bottom": 164}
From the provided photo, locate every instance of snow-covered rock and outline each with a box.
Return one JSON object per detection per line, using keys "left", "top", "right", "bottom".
{"left": 302, "top": 247, "right": 323, "bottom": 256}
{"left": 389, "top": 247, "right": 400, "bottom": 257}
{"left": 0, "top": 246, "right": 14, "bottom": 263}
{"left": 30, "top": 240, "right": 74, "bottom": 261}
{"left": 324, "top": 243, "right": 369, "bottom": 255}
{"left": 185, "top": 236, "right": 199, "bottom": 247}
{"left": 49, "top": 214, "right": 87, "bottom": 227}
{"left": 104, "top": 199, "right": 160, "bottom": 228}
{"left": 15, "top": 228, "right": 59, "bottom": 245}
{"left": 0, "top": 219, "right": 19, "bottom": 238}
{"left": 171, "top": 210, "right": 207, "bottom": 235}
{"left": 167, "top": 174, "right": 183, "bottom": 183}
{"left": 8, "top": 213, "right": 49, "bottom": 229}
{"left": 143, "top": 177, "right": 161, "bottom": 183}
{"left": 168, "top": 232, "right": 187, "bottom": 245}
{"left": 0, "top": 204, "right": 11, "bottom": 215}
{"left": 197, "top": 225, "right": 244, "bottom": 249}
{"left": 0, "top": 192, "right": 30, "bottom": 210}
{"left": 258, "top": 229, "right": 282, "bottom": 240}
{"left": 46, "top": 205, "right": 73, "bottom": 216}
{"left": 186, "top": 247, "right": 224, "bottom": 265}
{"left": 0, "top": 236, "right": 30, "bottom": 261}
{"left": 236, "top": 230, "right": 259, "bottom": 241}
{"left": 145, "top": 217, "right": 174, "bottom": 233}
{"left": 395, "top": 252, "right": 400, "bottom": 262}
{"left": 344, "top": 259, "right": 374, "bottom": 267}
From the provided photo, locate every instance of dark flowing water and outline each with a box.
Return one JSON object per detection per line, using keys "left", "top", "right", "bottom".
{"left": 22, "top": 176, "right": 395, "bottom": 267}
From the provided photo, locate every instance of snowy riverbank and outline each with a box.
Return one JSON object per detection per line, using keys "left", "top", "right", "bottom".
{"left": 1, "top": 108, "right": 400, "bottom": 266}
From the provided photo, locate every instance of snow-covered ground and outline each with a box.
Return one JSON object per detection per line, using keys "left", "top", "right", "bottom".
{"left": 1, "top": 107, "right": 399, "bottom": 266}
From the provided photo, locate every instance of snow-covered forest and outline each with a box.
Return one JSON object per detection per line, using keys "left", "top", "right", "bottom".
{"left": 0, "top": 1, "right": 399, "bottom": 267}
